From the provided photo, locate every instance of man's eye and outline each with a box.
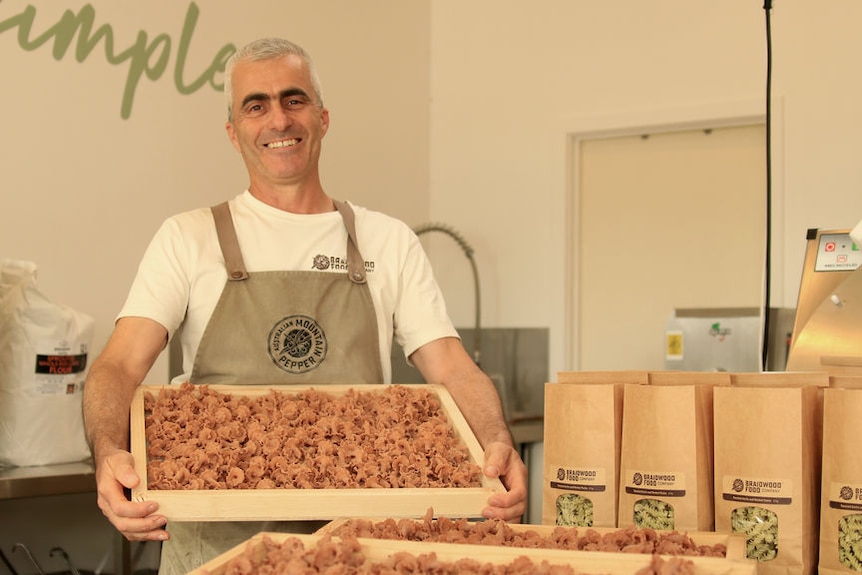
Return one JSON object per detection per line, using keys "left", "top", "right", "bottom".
{"left": 286, "top": 99, "right": 306, "bottom": 109}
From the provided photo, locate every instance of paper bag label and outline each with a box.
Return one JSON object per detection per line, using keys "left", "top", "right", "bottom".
{"left": 828, "top": 481, "right": 862, "bottom": 511}
{"left": 623, "top": 470, "right": 686, "bottom": 497}
{"left": 548, "top": 465, "right": 607, "bottom": 492}
{"left": 720, "top": 475, "right": 792, "bottom": 505}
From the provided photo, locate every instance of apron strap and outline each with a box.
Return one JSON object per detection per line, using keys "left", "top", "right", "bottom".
{"left": 210, "top": 202, "right": 249, "bottom": 281}
{"left": 211, "top": 199, "right": 365, "bottom": 284}
{"left": 333, "top": 200, "right": 367, "bottom": 284}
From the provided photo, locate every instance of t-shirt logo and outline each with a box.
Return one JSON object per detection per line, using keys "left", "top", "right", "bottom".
{"left": 267, "top": 315, "right": 328, "bottom": 374}
{"left": 311, "top": 255, "right": 331, "bottom": 270}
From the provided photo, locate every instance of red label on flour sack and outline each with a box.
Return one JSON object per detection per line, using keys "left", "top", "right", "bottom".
{"left": 34, "top": 354, "right": 88, "bottom": 375}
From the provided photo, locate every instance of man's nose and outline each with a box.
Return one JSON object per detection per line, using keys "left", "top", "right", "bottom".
{"left": 269, "top": 105, "right": 292, "bottom": 130}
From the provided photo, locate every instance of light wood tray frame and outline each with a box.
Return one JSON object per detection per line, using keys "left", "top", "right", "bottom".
{"left": 188, "top": 532, "right": 756, "bottom": 575}
{"left": 130, "top": 383, "right": 505, "bottom": 521}
{"left": 316, "top": 518, "right": 748, "bottom": 562}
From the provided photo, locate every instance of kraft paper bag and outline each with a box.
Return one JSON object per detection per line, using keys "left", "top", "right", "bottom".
{"left": 617, "top": 371, "right": 728, "bottom": 532}
{"left": 541, "top": 371, "right": 647, "bottom": 527}
{"left": 819, "top": 377, "right": 862, "bottom": 574}
{"left": 714, "top": 372, "right": 826, "bottom": 575}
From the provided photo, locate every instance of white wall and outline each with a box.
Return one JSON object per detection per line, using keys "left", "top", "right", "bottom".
{"left": 428, "top": 0, "right": 862, "bottom": 374}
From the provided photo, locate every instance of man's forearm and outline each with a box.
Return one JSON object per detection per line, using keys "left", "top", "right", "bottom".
{"left": 410, "top": 336, "right": 514, "bottom": 449}
{"left": 83, "top": 361, "right": 137, "bottom": 460}
{"left": 83, "top": 316, "right": 167, "bottom": 461}
{"left": 443, "top": 370, "right": 514, "bottom": 450}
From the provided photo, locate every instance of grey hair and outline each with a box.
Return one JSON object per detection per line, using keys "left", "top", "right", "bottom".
{"left": 224, "top": 38, "right": 324, "bottom": 122}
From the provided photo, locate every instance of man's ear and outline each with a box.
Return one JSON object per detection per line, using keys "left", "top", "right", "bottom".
{"left": 225, "top": 120, "right": 241, "bottom": 153}
{"left": 320, "top": 107, "right": 330, "bottom": 137}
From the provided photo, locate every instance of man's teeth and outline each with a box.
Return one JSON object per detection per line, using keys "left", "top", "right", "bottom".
{"left": 266, "top": 139, "right": 299, "bottom": 148}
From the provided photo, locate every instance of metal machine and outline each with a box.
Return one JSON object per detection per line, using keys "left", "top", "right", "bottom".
{"left": 785, "top": 228, "right": 862, "bottom": 375}
{"left": 664, "top": 307, "right": 795, "bottom": 372}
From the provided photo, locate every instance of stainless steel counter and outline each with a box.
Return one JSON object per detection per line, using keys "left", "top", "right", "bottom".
{"left": 0, "top": 460, "right": 96, "bottom": 499}
{"left": 509, "top": 420, "right": 543, "bottom": 446}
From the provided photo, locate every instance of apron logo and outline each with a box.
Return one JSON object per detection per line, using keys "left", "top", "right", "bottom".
{"left": 267, "top": 315, "right": 328, "bottom": 374}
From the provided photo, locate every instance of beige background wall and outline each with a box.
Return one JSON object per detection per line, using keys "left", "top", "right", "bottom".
{"left": 0, "top": 1, "right": 431, "bottom": 383}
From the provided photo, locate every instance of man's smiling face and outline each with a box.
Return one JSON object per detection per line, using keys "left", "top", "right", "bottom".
{"left": 225, "top": 54, "right": 329, "bottom": 193}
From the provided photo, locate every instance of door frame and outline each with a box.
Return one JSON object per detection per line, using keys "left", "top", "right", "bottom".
{"left": 560, "top": 99, "right": 784, "bottom": 370}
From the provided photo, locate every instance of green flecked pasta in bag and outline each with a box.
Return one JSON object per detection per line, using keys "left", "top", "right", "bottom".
{"left": 633, "top": 497, "right": 675, "bottom": 530}
{"left": 731, "top": 505, "right": 779, "bottom": 561}
{"left": 715, "top": 373, "right": 825, "bottom": 575}
{"left": 838, "top": 514, "right": 862, "bottom": 571}
{"left": 617, "top": 372, "right": 726, "bottom": 532}
{"left": 555, "top": 493, "right": 594, "bottom": 527}
{"left": 543, "top": 372, "right": 640, "bottom": 528}
{"left": 820, "top": 379, "right": 862, "bottom": 575}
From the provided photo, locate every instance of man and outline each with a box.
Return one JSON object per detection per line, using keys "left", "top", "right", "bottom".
{"left": 83, "top": 37, "right": 527, "bottom": 574}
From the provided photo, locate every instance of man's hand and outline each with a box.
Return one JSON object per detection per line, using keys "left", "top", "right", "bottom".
{"left": 409, "top": 338, "right": 529, "bottom": 522}
{"left": 481, "top": 441, "right": 528, "bottom": 523}
{"left": 94, "top": 448, "right": 169, "bottom": 541}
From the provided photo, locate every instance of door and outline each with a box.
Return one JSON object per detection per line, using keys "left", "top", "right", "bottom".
{"left": 574, "top": 124, "right": 767, "bottom": 370}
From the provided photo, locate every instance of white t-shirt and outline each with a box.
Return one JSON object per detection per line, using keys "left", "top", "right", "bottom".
{"left": 119, "top": 191, "right": 457, "bottom": 383}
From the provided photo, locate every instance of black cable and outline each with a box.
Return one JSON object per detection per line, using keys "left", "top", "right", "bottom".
{"left": 761, "top": 0, "right": 773, "bottom": 371}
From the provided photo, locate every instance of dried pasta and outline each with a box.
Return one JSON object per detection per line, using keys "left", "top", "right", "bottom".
{"left": 633, "top": 498, "right": 674, "bottom": 530}
{"left": 556, "top": 493, "right": 594, "bottom": 527}
{"left": 329, "top": 509, "right": 729, "bottom": 557}
{"left": 143, "top": 383, "right": 482, "bottom": 490}
{"left": 730, "top": 506, "right": 778, "bottom": 561}
{"left": 839, "top": 513, "right": 862, "bottom": 571}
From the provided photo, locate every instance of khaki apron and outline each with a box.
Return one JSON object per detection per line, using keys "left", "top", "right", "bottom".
{"left": 159, "top": 200, "right": 384, "bottom": 575}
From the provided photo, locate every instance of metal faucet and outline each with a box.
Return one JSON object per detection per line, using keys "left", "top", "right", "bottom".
{"left": 413, "top": 222, "right": 482, "bottom": 366}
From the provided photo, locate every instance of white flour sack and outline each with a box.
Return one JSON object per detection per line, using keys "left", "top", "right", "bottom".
{"left": 0, "top": 259, "right": 93, "bottom": 466}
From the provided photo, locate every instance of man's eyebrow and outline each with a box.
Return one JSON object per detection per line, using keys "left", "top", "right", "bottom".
{"left": 279, "top": 88, "right": 311, "bottom": 100}
{"left": 239, "top": 88, "right": 312, "bottom": 110}
{"left": 240, "top": 92, "right": 269, "bottom": 110}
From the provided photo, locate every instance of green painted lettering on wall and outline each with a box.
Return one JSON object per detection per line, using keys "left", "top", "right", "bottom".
{"left": 0, "top": 2, "right": 235, "bottom": 119}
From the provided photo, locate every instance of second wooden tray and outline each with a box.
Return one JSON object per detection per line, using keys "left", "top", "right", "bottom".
{"left": 188, "top": 532, "right": 757, "bottom": 575}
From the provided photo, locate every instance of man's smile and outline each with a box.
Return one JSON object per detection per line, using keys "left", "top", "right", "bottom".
{"left": 265, "top": 138, "right": 300, "bottom": 149}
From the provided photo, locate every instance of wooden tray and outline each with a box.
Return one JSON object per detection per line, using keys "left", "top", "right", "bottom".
{"left": 187, "top": 532, "right": 757, "bottom": 575}
{"left": 316, "top": 518, "right": 748, "bottom": 561}
{"left": 130, "top": 383, "right": 505, "bottom": 521}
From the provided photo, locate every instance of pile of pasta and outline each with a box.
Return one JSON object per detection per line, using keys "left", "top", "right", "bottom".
{"left": 144, "top": 382, "right": 482, "bottom": 490}
{"left": 204, "top": 534, "right": 698, "bottom": 575}
{"left": 327, "top": 510, "right": 728, "bottom": 557}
